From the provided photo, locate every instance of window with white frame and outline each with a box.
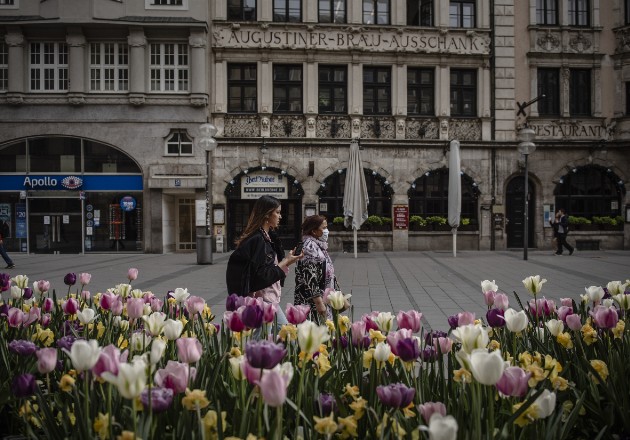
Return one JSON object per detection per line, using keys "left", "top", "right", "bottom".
{"left": 90, "top": 43, "right": 129, "bottom": 92}
{"left": 536, "top": 0, "right": 558, "bottom": 25}
{"left": 449, "top": 0, "right": 475, "bottom": 28}
{"left": 30, "top": 42, "right": 68, "bottom": 92}
{"left": 568, "top": 0, "right": 589, "bottom": 26}
{"left": 145, "top": 0, "right": 187, "bottom": 10}
{"left": 166, "top": 131, "right": 193, "bottom": 156}
{"left": 150, "top": 43, "right": 189, "bottom": 92}
{"left": 0, "top": 0, "right": 18, "bottom": 8}
{"left": 0, "top": 43, "right": 7, "bottom": 91}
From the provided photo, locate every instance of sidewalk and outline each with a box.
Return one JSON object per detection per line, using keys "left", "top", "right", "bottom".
{"left": 4, "top": 249, "right": 628, "bottom": 332}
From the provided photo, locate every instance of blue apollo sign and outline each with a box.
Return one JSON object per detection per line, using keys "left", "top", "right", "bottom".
{"left": 0, "top": 175, "right": 143, "bottom": 191}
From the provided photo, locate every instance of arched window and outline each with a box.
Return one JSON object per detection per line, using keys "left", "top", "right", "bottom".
{"left": 407, "top": 168, "right": 479, "bottom": 221}
{"left": 554, "top": 165, "right": 625, "bottom": 218}
{"left": 165, "top": 130, "right": 193, "bottom": 156}
{"left": 317, "top": 168, "right": 393, "bottom": 222}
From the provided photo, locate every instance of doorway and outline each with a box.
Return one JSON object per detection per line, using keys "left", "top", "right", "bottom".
{"left": 29, "top": 198, "right": 82, "bottom": 253}
{"left": 506, "top": 176, "right": 535, "bottom": 249}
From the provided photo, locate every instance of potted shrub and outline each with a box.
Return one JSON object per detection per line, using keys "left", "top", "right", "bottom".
{"left": 329, "top": 216, "right": 346, "bottom": 231}
{"left": 409, "top": 215, "right": 431, "bottom": 231}
{"left": 459, "top": 217, "right": 478, "bottom": 231}
{"left": 593, "top": 216, "right": 622, "bottom": 231}
{"left": 568, "top": 216, "right": 596, "bottom": 231}
{"left": 365, "top": 215, "right": 390, "bottom": 231}
{"left": 427, "top": 215, "right": 450, "bottom": 231}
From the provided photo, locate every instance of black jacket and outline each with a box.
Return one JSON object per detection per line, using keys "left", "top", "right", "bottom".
{"left": 226, "top": 229, "right": 286, "bottom": 297}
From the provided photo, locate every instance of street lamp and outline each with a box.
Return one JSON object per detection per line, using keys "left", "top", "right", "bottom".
{"left": 517, "top": 126, "right": 536, "bottom": 261}
{"left": 196, "top": 123, "right": 217, "bottom": 265}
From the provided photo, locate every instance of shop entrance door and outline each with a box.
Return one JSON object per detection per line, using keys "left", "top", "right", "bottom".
{"left": 29, "top": 198, "right": 82, "bottom": 253}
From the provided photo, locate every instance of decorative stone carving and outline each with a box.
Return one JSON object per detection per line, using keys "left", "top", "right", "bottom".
{"left": 615, "top": 29, "right": 630, "bottom": 53}
{"left": 190, "top": 95, "right": 208, "bottom": 107}
{"left": 361, "top": 117, "right": 395, "bottom": 139}
{"left": 316, "top": 116, "right": 351, "bottom": 138}
{"left": 569, "top": 32, "right": 592, "bottom": 53}
{"left": 127, "top": 33, "right": 147, "bottom": 48}
{"left": 449, "top": 119, "right": 482, "bottom": 141}
{"left": 405, "top": 119, "right": 439, "bottom": 140}
{"left": 6, "top": 93, "right": 24, "bottom": 105}
{"left": 66, "top": 33, "right": 86, "bottom": 48}
{"left": 352, "top": 118, "right": 361, "bottom": 132}
{"left": 306, "top": 117, "right": 316, "bottom": 131}
{"left": 536, "top": 31, "right": 560, "bottom": 52}
{"left": 5, "top": 32, "right": 24, "bottom": 47}
{"left": 270, "top": 116, "right": 306, "bottom": 137}
{"left": 129, "top": 94, "right": 145, "bottom": 106}
{"left": 396, "top": 119, "right": 405, "bottom": 135}
{"left": 188, "top": 35, "right": 207, "bottom": 48}
{"left": 224, "top": 115, "right": 260, "bottom": 137}
{"left": 261, "top": 117, "right": 270, "bottom": 131}
{"left": 68, "top": 94, "right": 86, "bottom": 105}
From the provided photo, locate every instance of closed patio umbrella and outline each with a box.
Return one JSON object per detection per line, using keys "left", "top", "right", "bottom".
{"left": 343, "top": 138, "right": 369, "bottom": 258}
{"left": 448, "top": 140, "right": 461, "bottom": 257}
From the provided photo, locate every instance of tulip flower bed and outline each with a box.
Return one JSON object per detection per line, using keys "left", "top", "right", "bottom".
{"left": 1, "top": 270, "right": 629, "bottom": 440}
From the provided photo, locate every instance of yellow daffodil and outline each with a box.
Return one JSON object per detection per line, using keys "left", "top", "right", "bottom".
{"left": 337, "top": 315, "right": 351, "bottom": 334}
{"left": 96, "top": 321, "right": 106, "bottom": 338}
{"left": 230, "top": 347, "right": 242, "bottom": 357}
{"left": 376, "top": 413, "right": 406, "bottom": 438}
{"left": 402, "top": 402, "right": 415, "bottom": 418}
{"left": 59, "top": 374, "right": 75, "bottom": 392}
{"left": 589, "top": 360, "right": 609, "bottom": 384}
{"left": 612, "top": 320, "right": 625, "bottom": 339}
{"left": 338, "top": 415, "right": 358, "bottom": 438}
{"left": 512, "top": 402, "right": 538, "bottom": 427}
{"left": 117, "top": 431, "right": 141, "bottom": 440}
{"left": 349, "top": 397, "right": 367, "bottom": 420}
{"left": 551, "top": 376, "right": 569, "bottom": 391}
{"left": 182, "top": 388, "right": 210, "bottom": 410}
{"left": 368, "top": 329, "right": 387, "bottom": 344}
{"left": 93, "top": 413, "right": 112, "bottom": 440}
{"left": 525, "top": 365, "right": 546, "bottom": 387}
{"left": 518, "top": 351, "right": 533, "bottom": 368}
{"left": 363, "top": 348, "right": 374, "bottom": 369}
{"left": 117, "top": 335, "right": 129, "bottom": 350}
{"left": 325, "top": 320, "right": 335, "bottom": 333}
{"left": 544, "top": 355, "right": 563, "bottom": 378}
{"left": 453, "top": 368, "right": 472, "bottom": 383}
{"left": 202, "top": 304, "right": 214, "bottom": 320}
{"left": 488, "top": 340, "right": 501, "bottom": 351}
{"left": 581, "top": 324, "right": 598, "bottom": 345}
{"left": 343, "top": 384, "right": 360, "bottom": 400}
{"left": 316, "top": 353, "right": 332, "bottom": 376}
{"left": 532, "top": 351, "right": 542, "bottom": 365}
{"left": 278, "top": 324, "right": 297, "bottom": 342}
{"left": 557, "top": 332, "right": 574, "bottom": 349}
{"left": 31, "top": 326, "right": 55, "bottom": 347}
{"left": 318, "top": 344, "right": 329, "bottom": 356}
{"left": 205, "top": 323, "right": 217, "bottom": 336}
{"left": 203, "top": 410, "right": 227, "bottom": 439}
{"left": 314, "top": 414, "right": 338, "bottom": 435}
{"left": 167, "top": 297, "right": 177, "bottom": 306}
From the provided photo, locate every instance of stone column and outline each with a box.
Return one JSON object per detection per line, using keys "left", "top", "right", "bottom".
{"left": 67, "top": 27, "right": 86, "bottom": 105}
{"left": 189, "top": 29, "right": 208, "bottom": 107}
{"left": 5, "top": 27, "right": 24, "bottom": 104}
{"left": 127, "top": 27, "right": 146, "bottom": 105}
{"left": 259, "top": 0, "right": 272, "bottom": 21}
{"left": 303, "top": 0, "right": 317, "bottom": 22}
{"left": 305, "top": 56, "right": 317, "bottom": 138}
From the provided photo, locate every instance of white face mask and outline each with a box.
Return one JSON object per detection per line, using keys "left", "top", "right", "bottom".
{"left": 321, "top": 228, "right": 329, "bottom": 242}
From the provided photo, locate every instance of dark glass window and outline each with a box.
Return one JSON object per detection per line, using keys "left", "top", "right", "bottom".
{"left": 319, "top": 65, "right": 347, "bottom": 114}
{"left": 408, "top": 67, "right": 434, "bottom": 116}
{"left": 408, "top": 168, "right": 479, "bottom": 221}
{"left": 626, "top": 82, "right": 630, "bottom": 115}
{"left": 568, "top": 0, "right": 589, "bottom": 26}
{"left": 317, "top": 169, "right": 393, "bottom": 222}
{"left": 29, "top": 137, "right": 81, "bottom": 173}
{"left": 165, "top": 131, "right": 193, "bottom": 156}
{"left": 449, "top": 0, "right": 475, "bottom": 28}
{"left": 450, "top": 69, "right": 476, "bottom": 117}
{"left": 273, "top": 0, "right": 301, "bottom": 22}
{"left": 228, "top": 0, "right": 257, "bottom": 20}
{"left": 84, "top": 141, "right": 141, "bottom": 173}
{"left": 228, "top": 64, "right": 257, "bottom": 113}
{"left": 407, "top": 0, "right": 433, "bottom": 26}
{"left": 537, "top": 68, "right": 560, "bottom": 116}
{"left": 570, "top": 69, "right": 591, "bottom": 116}
{"left": 554, "top": 166, "right": 625, "bottom": 218}
{"left": 363, "top": 0, "right": 390, "bottom": 24}
{"left": 0, "top": 141, "right": 26, "bottom": 173}
{"left": 626, "top": 0, "right": 630, "bottom": 25}
{"left": 273, "top": 65, "right": 303, "bottom": 113}
{"left": 536, "top": 0, "right": 558, "bottom": 25}
{"left": 319, "top": 0, "right": 346, "bottom": 23}
{"left": 363, "top": 66, "right": 391, "bottom": 115}
{"left": 152, "top": 0, "right": 183, "bottom": 4}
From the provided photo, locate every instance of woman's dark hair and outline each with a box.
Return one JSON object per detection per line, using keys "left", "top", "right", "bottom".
{"left": 301, "top": 215, "right": 327, "bottom": 237}
{"left": 235, "top": 196, "right": 281, "bottom": 247}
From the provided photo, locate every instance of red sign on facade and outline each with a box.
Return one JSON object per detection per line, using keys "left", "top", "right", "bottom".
{"left": 394, "top": 205, "right": 409, "bottom": 229}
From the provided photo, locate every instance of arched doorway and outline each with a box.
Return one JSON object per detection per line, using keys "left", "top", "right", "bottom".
{"left": 224, "top": 167, "right": 303, "bottom": 250}
{"left": 506, "top": 176, "right": 535, "bottom": 249}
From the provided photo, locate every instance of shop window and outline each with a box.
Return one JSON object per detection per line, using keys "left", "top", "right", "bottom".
{"left": 145, "top": 0, "right": 187, "bottom": 9}
{"left": 273, "top": 65, "right": 303, "bottom": 113}
{"left": 450, "top": 69, "right": 476, "bottom": 117}
{"left": 149, "top": 43, "right": 189, "bottom": 92}
{"left": 363, "top": 0, "right": 390, "bottom": 25}
{"left": 570, "top": 69, "right": 591, "bottom": 116}
{"left": 0, "top": 42, "right": 7, "bottom": 91}
{"left": 554, "top": 165, "right": 625, "bottom": 218}
{"left": 316, "top": 168, "right": 393, "bottom": 222}
{"left": 89, "top": 43, "right": 129, "bottom": 92}
{"left": 165, "top": 131, "right": 193, "bottom": 156}
{"left": 626, "top": 0, "right": 630, "bottom": 25}
{"left": 537, "top": 68, "right": 560, "bottom": 116}
{"left": 0, "top": 141, "right": 26, "bottom": 172}
{"left": 0, "top": 0, "right": 17, "bottom": 8}
{"left": 536, "top": 0, "right": 558, "bottom": 25}
{"left": 407, "top": 0, "right": 433, "bottom": 26}
{"left": 408, "top": 168, "right": 479, "bottom": 221}
{"left": 84, "top": 193, "right": 143, "bottom": 252}
{"left": 29, "top": 137, "right": 81, "bottom": 173}
{"left": 228, "top": 0, "right": 256, "bottom": 20}
{"left": 228, "top": 63, "right": 257, "bottom": 113}
{"left": 449, "top": 0, "right": 475, "bottom": 28}
{"left": 84, "top": 140, "right": 141, "bottom": 173}
{"left": 626, "top": 82, "right": 630, "bottom": 115}
{"left": 319, "top": 0, "right": 345, "bottom": 23}
{"left": 29, "top": 42, "right": 68, "bottom": 92}
{"left": 318, "top": 65, "right": 347, "bottom": 114}
{"left": 363, "top": 66, "right": 391, "bottom": 115}
{"left": 568, "top": 0, "right": 589, "bottom": 27}
{"left": 408, "top": 67, "right": 434, "bottom": 116}
{"left": 273, "top": 0, "right": 301, "bottom": 22}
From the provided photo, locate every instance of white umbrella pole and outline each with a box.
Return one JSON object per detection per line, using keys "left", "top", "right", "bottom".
{"left": 452, "top": 228, "right": 457, "bottom": 258}
{"left": 354, "top": 228, "right": 358, "bottom": 259}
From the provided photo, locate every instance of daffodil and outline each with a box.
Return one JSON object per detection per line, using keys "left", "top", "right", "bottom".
{"left": 589, "top": 360, "right": 609, "bottom": 384}
{"left": 313, "top": 414, "right": 338, "bottom": 435}
{"left": 181, "top": 388, "right": 210, "bottom": 410}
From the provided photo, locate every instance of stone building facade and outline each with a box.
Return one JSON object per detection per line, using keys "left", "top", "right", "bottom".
{"left": 0, "top": 0, "right": 628, "bottom": 254}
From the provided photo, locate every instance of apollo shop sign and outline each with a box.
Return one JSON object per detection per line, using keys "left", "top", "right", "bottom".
{"left": 22, "top": 175, "right": 83, "bottom": 190}
{"left": 0, "top": 174, "right": 143, "bottom": 191}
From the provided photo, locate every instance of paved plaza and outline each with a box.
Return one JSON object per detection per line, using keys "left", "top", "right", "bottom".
{"left": 4, "top": 249, "right": 629, "bottom": 331}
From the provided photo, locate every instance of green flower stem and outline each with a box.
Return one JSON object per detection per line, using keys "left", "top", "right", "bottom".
{"left": 293, "top": 357, "right": 308, "bottom": 439}
{"left": 274, "top": 404, "right": 283, "bottom": 440}
{"left": 84, "top": 371, "right": 91, "bottom": 437}
{"left": 197, "top": 404, "right": 206, "bottom": 440}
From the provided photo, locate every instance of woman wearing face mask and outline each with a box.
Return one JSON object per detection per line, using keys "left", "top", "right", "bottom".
{"left": 294, "top": 215, "right": 338, "bottom": 323}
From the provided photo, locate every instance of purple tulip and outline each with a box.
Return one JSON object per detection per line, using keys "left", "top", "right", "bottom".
{"left": 351, "top": 321, "right": 368, "bottom": 346}
{"left": 386, "top": 329, "right": 413, "bottom": 356}
{"left": 36, "top": 348, "right": 58, "bottom": 374}
{"left": 447, "top": 314, "right": 459, "bottom": 329}
{"left": 63, "top": 298, "right": 79, "bottom": 315}
{"left": 560, "top": 297, "right": 573, "bottom": 307}
{"left": 245, "top": 340, "right": 287, "bottom": 369}
{"left": 332, "top": 336, "right": 349, "bottom": 349}
{"left": 40, "top": 313, "right": 51, "bottom": 327}
{"left": 1, "top": 273, "right": 11, "bottom": 291}
{"left": 316, "top": 393, "right": 337, "bottom": 416}
{"left": 362, "top": 312, "right": 379, "bottom": 331}
{"left": 241, "top": 304, "right": 264, "bottom": 329}
{"left": 57, "top": 335, "right": 78, "bottom": 351}
{"left": 8, "top": 340, "right": 38, "bottom": 356}
{"left": 433, "top": 337, "right": 453, "bottom": 354}
{"left": 64, "top": 273, "right": 76, "bottom": 286}
{"left": 486, "top": 308, "right": 505, "bottom": 328}
{"left": 556, "top": 306, "right": 573, "bottom": 323}
{"left": 224, "top": 311, "right": 246, "bottom": 333}
{"left": 483, "top": 291, "right": 496, "bottom": 307}
{"left": 420, "top": 346, "right": 437, "bottom": 363}
{"left": 186, "top": 296, "right": 206, "bottom": 317}
{"left": 397, "top": 338, "right": 420, "bottom": 362}
{"left": 155, "top": 361, "right": 196, "bottom": 394}
{"left": 226, "top": 293, "right": 243, "bottom": 312}
{"left": 262, "top": 302, "right": 277, "bottom": 324}
{"left": 424, "top": 330, "right": 447, "bottom": 346}
{"left": 141, "top": 387, "right": 174, "bottom": 413}
{"left": 496, "top": 367, "right": 531, "bottom": 398}
{"left": 0, "top": 303, "right": 9, "bottom": 316}
{"left": 396, "top": 310, "right": 423, "bottom": 333}
{"left": 376, "top": 383, "right": 415, "bottom": 408}
{"left": 528, "top": 297, "right": 556, "bottom": 317}
{"left": 418, "top": 401, "right": 447, "bottom": 424}
{"left": 591, "top": 306, "right": 619, "bottom": 329}
{"left": 23, "top": 288, "right": 33, "bottom": 300}
{"left": 12, "top": 374, "right": 37, "bottom": 398}
{"left": 42, "top": 297, "right": 54, "bottom": 313}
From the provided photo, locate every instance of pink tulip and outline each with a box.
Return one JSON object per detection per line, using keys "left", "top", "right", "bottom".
{"left": 362, "top": 312, "right": 380, "bottom": 331}
{"left": 7, "top": 308, "right": 25, "bottom": 328}
{"left": 143, "top": 291, "right": 155, "bottom": 303}
{"left": 396, "top": 310, "right": 423, "bottom": 333}
{"left": 560, "top": 298, "right": 573, "bottom": 307}
{"left": 111, "top": 296, "right": 124, "bottom": 316}
{"left": 483, "top": 291, "right": 496, "bottom": 307}
{"left": 35, "top": 348, "right": 58, "bottom": 374}
{"left": 40, "top": 313, "right": 51, "bottom": 327}
{"left": 496, "top": 366, "right": 531, "bottom": 398}
{"left": 24, "top": 307, "right": 40, "bottom": 326}
{"left": 185, "top": 296, "right": 206, "bottom": 317}
{"left": 386, "top": 329, "right": 413, "bottom": 356}
{"left": 36, "top": 280, "right": 51, "bottom": 294}
{"left": 556, "top": 306, "right": 573, "bottom": 323}
{"left": 150, "top": 297, "right": 164, "bottom": 312}
{"left": 92, "top": 345, "right": 122, "bottom": 378}
{"left": 457, "top": 312, "right": 475, "bottom": 327}
{"left": 418, "top": 401, "right": 447, "bottom": 424}
{"left": 176, "top": 337, "right": 203, "bottom": 363}
{"left": 63, "top": 298, "right": 79, "bottom": 315}
{"left": 126, "top": 298, "right": 145, "bottom": 320}
{"left": 351, "top": 321, "right": 367, "bottom": 346}
{"left": 494, "top": 293, "right": 509, "bottom": 310}
{"left": 258, "top": 369, "right": 288, "bottom": 407}
{"left": 529, "top": 297, "right": 556, "bottom": 317}
{"left": 100, "top": 292, "right": 117, "bottom": 310}
{"left": 127, "top": 268, "right": 139, "bottom": 281}
{"left": 286, "top": 304, "right": 310, "bottom": 325}
{"left": 566, "top": 314, "right": 582, "bottom": 331}
{"left": 242, "top": 358, "right": 263, "bottom": 384}
{"left": 590, "top": 306, "right": 619, "bottom": 329}
{"left": 262, "top": 301, "right": 277, "bottom": 324}
{"left": 155, "top": 360, "right": 196, "bottom": 394}
{"left": 78, "top": 273, "right": 91, "bottom": 286}
{"left": 81, "top": 290, "right": 91, "bottom": 301}
{"left": 224, "top": 311, "right": 245, "bottom": 333}
{"left": 433, "top": 337, "right": 453, "bottom": 354}
{"left": 42, "top": 297, "right": 54, "bottom": 313}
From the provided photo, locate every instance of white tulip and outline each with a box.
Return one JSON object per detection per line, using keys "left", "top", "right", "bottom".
{"left": 504, "top": 309, "right": 528, "bottom": 333}
{"left": 606, "top": 281, "right": 627, "bottom": 296}
{"left": 149, "top": 339, "right": 167, "bottom": 365}
{"left": 481, "top": 279, "right": 498, "bottom": 293}
{"left": 229, "top": 355, "right": 245, "bottom": 380}
{"left": 275, "top": 361, "right": 295, "bottom": 385}
{"left": 102, "top": 358, "right": 147, "bottom": 399}
{"left": 374, "top": 342, "right": 392, "bottom": 363}
{"left": 545, "top": 319, "right": 564, "bottom": 337}
{"left": 131, "top": 288, "right": 144, "bottom": 298}
{"left": 115, "top": 283, "right": 132, "bottom": 298}
{"left": 11, "top": 275, "right": 29, "bottom": 289}
{"left": 534, "top": 389, "right": 556, "bottom": 419}
{"left": 580, "top": 294, "right": 590, "bottom": 304}
{"left": 522, "top": 275, "right": 547, "bottom": 295}
{"left": 451, "top": 324, "right": 489, "bottom": 354}
{"left": 163, "top": 319, "right": 184, "bottom": 340}
{"left": 326, "top": 290, "right": 351, "bottom": 310}
{"left": 374, "top": 312, "right": 394, "bottom": 333}
{"left": 143, "top": 312, "right": 167, "bottom": 336}
{"left": 63, "top": 339, "right": 101, "bottom": 372}
{"left": 613, "top": 293, "right": 630, "bottom": 310}
{"left": 76, "top": 307, "right": 96, "bottom": 325}
{"left": 469, "top": 348, "right": 506, "bottom": 385}
{"left": 297, "top": 321, "right": 330, "bottom": 355}
{"left": 131, "top": 332, "right": 151, "bottom": 352}
{"left": 10, "top": 285, "right": 23, "bottom": 299}
{"left": 428, "top": 413, "right": 458, "bottom": 440}
{"left": 584, "top": 286, "right": 605, "bottom": 303}
{"left": 602, "top": 299, "right": 614, "bottom": 308}
{"left": 172, "top": 288, "right": 190, "bottom": 304}
{"left": 533, "top": 327, "right": 545, "bottom": 340}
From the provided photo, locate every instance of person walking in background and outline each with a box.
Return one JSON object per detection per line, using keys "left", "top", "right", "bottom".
{"left": 550, "top": 210, "right": 560, "bottom": 254}
{"left": 0, "top": 219, "right": 15, "bottom": 269}
{"left": 552, "top": 208, "right": 574, "bottom": 256}
{"left": 226, "top": 195, "right": 302, "bottom": 328}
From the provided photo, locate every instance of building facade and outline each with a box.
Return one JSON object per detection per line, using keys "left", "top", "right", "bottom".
{"left": 1, "top": 0, "right": 628, "bottom": 255}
